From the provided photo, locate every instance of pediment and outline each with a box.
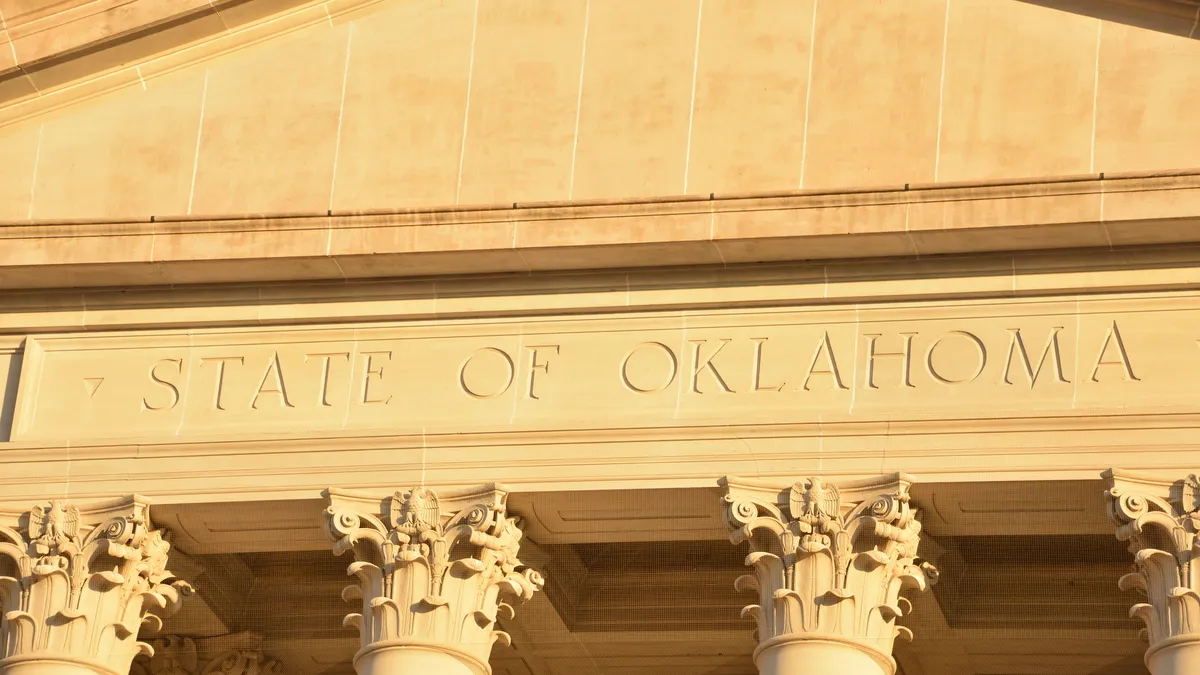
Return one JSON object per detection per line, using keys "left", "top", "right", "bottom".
{"left": 2, "top": 0, "right": 1200, "bottom": 231}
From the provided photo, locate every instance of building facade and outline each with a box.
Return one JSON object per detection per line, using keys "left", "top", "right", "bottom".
{"left": 2, "top": 0, "right": 1200, "bottom": 673}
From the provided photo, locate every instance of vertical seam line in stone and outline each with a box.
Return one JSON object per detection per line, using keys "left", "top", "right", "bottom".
{"left": 329, "top": 22, "right": 354, "bottom": 213}
{"left": 26, "top": 123, "right": 43, "bottom": 220}
{"left": 933, "top": 0, "right": 951, "bottom": 183}
{"left": 0, "top": 7, "right": 19, "bottom": 68}
{"left": 1071, "top": 299, "right": 1082, "bottom": 409}
{"left": 174, "top": 332, "right": 195, "bottom": 437}
{"left": 568, "top": 0, "right": 591, "bottom": 201}
{"left": 682, "top": 0, "right": 703, "bottom": 195}
{"left": 187, "top": 70, "right": 210, "bottom": 216}
{"left": 135, "top": 65, "right": 147, "bottom": 90}
{"left": 455, "top": 0, "right": 481, "bottom": 206}
{"left": 1191, "top": 6, "right": 1199, "bottom": 38}
{"left": 1089, "top": 18, "right": 1102, "bottom": 174}
{"left": 797, "top": 0, "right": 818, "bottom": 189}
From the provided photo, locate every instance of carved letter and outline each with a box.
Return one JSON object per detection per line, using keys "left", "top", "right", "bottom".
{"left": 307, "top": 352, "right": 350, "bottom": 407}
{"left": 620, "top": 342, "right": 679, "bottom": 393}
{"left": 1003, "top": 327, "right": 1069, "bottom": 386}
{"left": 802, "top": 331, "right": 848, "bottom": 391}
{"left": 864, "top": 333, "right": 916, "bottom": 389}
{"left": 525, "top": 345, "right": 560, "bottom": 400}
{"left": 459, "top": 347, "right": 515, "bottom": 399}
{"left": 199, "top": 356, "right": 244, "bottom": 411}
{"left": 689, "top": 339, "right": 735, "bottom": 394}
{"left": 361, "top": 351, "right": 393, "bottom": 404}
{"left": 750, "top": 338, "right": 785, "bottom": 392}
{"left": 142, "top": 358, "right": 183, "bottom": 411}
{"left": 1090, "top": 320, "right": 1139, "bottom": 382}
{"left": 925, "top": 331, "right": 987, "bottom": 384}
{"left": 251, "top": 352, "right": 294, "bottom": 409}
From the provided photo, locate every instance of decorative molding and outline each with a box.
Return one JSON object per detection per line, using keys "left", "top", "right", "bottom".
{"left": 323, "top": 485, "right": 543, "bottom": 674}
{"left": 720, "top": 474, "right": 936, "bottom": 669}
{"left": 1103, "top": 469, "right": 1200, "bottom": 649}
{"left": 130, "top": 632, "right": 284, "bottom": 675}
{"left": 0, "top": 496, "right": 191, "bottom": 674}
{"left": 0, "top": 170, "right": 1197, "bottom": 291}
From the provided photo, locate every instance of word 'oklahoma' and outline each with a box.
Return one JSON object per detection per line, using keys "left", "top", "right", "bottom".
{"left": 138, "top": 322, "right": 1137, "bottom": 412}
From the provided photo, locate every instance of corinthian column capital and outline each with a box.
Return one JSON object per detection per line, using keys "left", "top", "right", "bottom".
{"left": 322, "top": 484, "right": 544, "bottom": 675}
{"left": 720, "top": 474, "right": 936, "bottom": 675}
{"left": 0, "top": 496, "right": 191, "bottom": 675}
{"left": 1104, "top": 469, "right": 1200, "bottom": 674}
{"left": 131, "top": 633, "right": 284, "bottom": 675}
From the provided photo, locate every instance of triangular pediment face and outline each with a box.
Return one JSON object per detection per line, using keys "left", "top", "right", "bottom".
{"left": 1, "top": 0, "right": 1198, "bottom": 223}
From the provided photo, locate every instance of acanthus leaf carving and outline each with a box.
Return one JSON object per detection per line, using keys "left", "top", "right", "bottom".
{"left": 720, "top": 474, "right": 935, "bottom": 664}
{"left": 0, "top": 496, "right": 192, "bottom": 674}
{"left": 1104, "top": 470, "right": 1200, "bottom": 649}
{"left": 130, "top": 632, "right": 286, "bottom": 675}
{"left": 323, "top": 484, "right": 544, "bottom": 674}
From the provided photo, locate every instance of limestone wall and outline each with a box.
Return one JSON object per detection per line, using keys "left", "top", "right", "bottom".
{"left": 0, "top": 0, "right": 1198, "bottom": 221}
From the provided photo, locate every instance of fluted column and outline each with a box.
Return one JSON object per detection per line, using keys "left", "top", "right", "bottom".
{"left": 720, "top": 474, "right": 936, "bottom": 675}
{"left": 0, "top": 496, "right": 191, "bottom": 675}
{"left": 1103, "top": 469, "right": 1200, "bottom": 675}
{"left": 322, "top": 485, "right": 544, "bottom": 675}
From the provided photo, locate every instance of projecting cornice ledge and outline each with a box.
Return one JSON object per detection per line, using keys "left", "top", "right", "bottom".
{"left": 0, "top": 170, "right": 1198, "bottom": 290}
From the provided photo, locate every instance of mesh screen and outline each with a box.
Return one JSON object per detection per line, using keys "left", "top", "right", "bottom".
{"left": 149, "top": 491, "right": 1149, "bottom": 675}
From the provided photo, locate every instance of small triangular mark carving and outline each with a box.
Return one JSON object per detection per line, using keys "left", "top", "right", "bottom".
{"left": 83, "top": 378, "right": 104, "bottom": 398}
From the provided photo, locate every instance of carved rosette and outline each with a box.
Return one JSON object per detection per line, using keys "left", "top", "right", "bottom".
{"left": 322, "top": 485, "right": 543, "bottom": 674}
{"left": 130, "top": 634, "right": 285, "bottom": 675}
{"left": 0, "top": 496, "right": 191, "bottom": 675}
{"left": 720, "top": 474, "right": 935, "bottom": 669}
{"left": 1104, "top": 470, "right": 1200, "bottom": 652}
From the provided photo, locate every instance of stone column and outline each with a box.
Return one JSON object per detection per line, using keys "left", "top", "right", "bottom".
{"left": 323, "top": 484, "right": 544, "bottom": 675}
{"left": 0, "top": 496, "right": 191, "bottom": 675}
{"left": 720, "top": 474, "right": 936, "bottom": 675}
{"left": 1104, "top": 469, "right": 1200, "bottom": 675}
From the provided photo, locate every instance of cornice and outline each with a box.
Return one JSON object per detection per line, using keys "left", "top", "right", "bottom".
{"left": 0, "top": 171, "right": 1199, "bottom": 292}
{"left": 1023, "top": 0, "right": 1200, "bottom": 37}
{"left": 0, "top": 0, "right": 385, "bottom": 123}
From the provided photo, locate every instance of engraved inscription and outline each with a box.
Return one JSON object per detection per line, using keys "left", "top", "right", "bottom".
{"left": 925, "top": 331, "right": 987, "bottom": 384}
{"left": 306, "top": 352, "right": 349, "bottom": 407}
{"left": 141, "top": 359, "right": 182, "bottom": 411}
{"left": 525, "top": 345, "right": 560, "bottom": 400}
{"left": 11, "top": 309, "right": 1172, "bottom": 441}
{"left": 864, "top": 333, "right": 916, "bottom": 389}
{"left": 621, "top": 342, "right": 678, "bottom": 394}
{"left": 1091, "top": 320, "right": 1138, "bottom": 382}
{"left": 459, "top": 348, "right": 515, "bottom": 399}
{"left": 689, "top": 339, "right": 734, "bottom": 394}
{"left": 1003, "top": 327, "right": 1068, "bottom": 386}
{"left": 361, "top": 352, "right": 392, "bottom": 405}
{"left": 803, "top": 332, "right": 847, "bottom": 391}
{"left": 251, "top": 352, "right": 294, "bottom": 409}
